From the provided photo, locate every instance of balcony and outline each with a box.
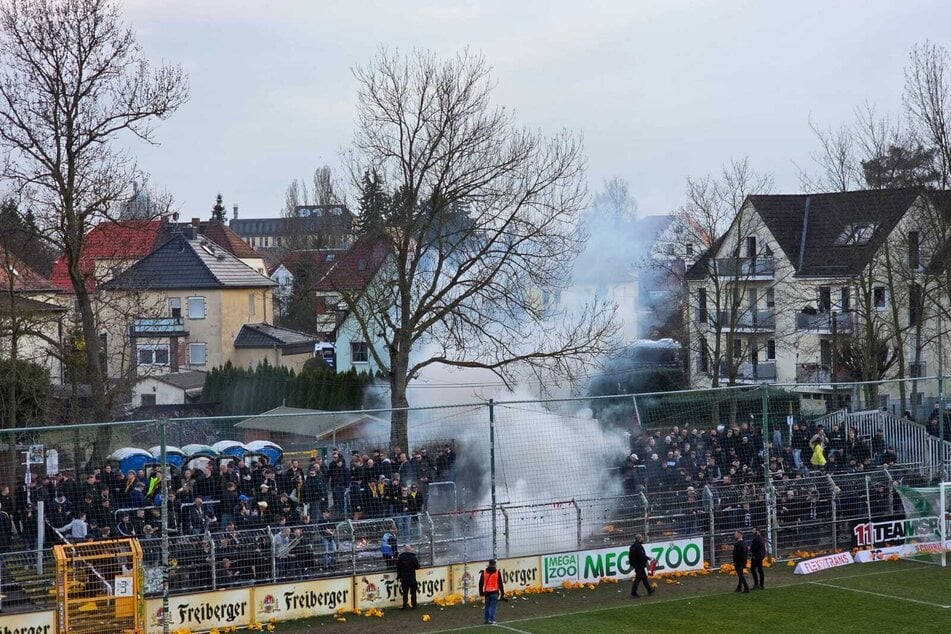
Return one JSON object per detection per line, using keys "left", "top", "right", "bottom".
{"left": 796, "top": 363, "right": 855, "bottom": 385}
{"left": 719, "top": 360, "right": 776, "bottom": 384}
{"left": 795, "top": 311, "right": 853, "bottom": 334}
{"left": 714, "top": 309, "right": 776, "bottom": 332}
{"left": 130, "top": 317, "right": 187, "bottom": 337}
{"left": 713, "top": 256, "right": 774, "bottom": 280}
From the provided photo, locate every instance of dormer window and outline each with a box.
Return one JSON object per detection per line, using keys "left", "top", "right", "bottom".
{"left": 835, "top": 224, "right": 877, "bottom": 246}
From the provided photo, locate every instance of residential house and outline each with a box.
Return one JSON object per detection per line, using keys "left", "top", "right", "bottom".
{"left": 131, "top": 370, "right": 207, "bottom": 408}
{"left": 315, "top": 234, "right": 390, "bottom": 373}
{"left": 100, "top": 230, "right": 317, "bottom": 380}
{"left": 686, "top": 188, "right": 949, "bottom": 413}
{"left": 0, "top": 251, "right": 68, "bottom": 383}
{"left": 229, "top": 205, "right": 353, "bottom": 251}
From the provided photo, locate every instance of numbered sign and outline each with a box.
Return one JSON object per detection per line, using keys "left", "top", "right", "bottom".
{"left": 114, "top": 576, "right": 134, "bottom": 597}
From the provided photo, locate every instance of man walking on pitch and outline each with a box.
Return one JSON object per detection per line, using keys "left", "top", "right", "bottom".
{"left": 396, "top": 544, "right": 420, "bottom": 610}
{"left": 478, "top": 559, "right": 506, "bottom": 625}
{"left": 750, "top": 527, "right": 766, "bottom": 590}
{"left": 629, "top": 534, "right": 654, "bottom": 598}
{"left": 733, "top": 530, "right": 749, "bottom": 593}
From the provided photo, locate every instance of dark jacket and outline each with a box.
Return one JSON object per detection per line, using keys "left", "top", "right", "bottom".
{"left": 396, "top": 550, "right": 420, "bottom": 583}
{"left": 750, "top": 534, "right": 766, "bottom": 559}
{"left": 629, "top": 541, "right": 649, "bottom": 568}
{"left": 732, "top": 539, "right": 747, "bottom": 569}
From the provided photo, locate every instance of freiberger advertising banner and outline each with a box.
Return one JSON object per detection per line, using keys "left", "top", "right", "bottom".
{"left": 146, "top": 589, "right": 251, "bottom": 634}
{"left": 0, "top": 610, "right": 56, "bottom": 634}
{"left": 450, "top": 556, "right": 541, "bottom": 596}
{"left": 254, "top": 577, "right": 353, "bottom": 620}
{"left": 354, "top": 566, "right": 451, "bottom": 610}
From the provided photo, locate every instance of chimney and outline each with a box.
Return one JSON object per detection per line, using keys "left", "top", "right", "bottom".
{"left": 233, "top": 205, "right": 239, "bottom": 221}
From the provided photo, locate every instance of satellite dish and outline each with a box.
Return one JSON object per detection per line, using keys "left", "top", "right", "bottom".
{"left": 171, "top": 211, "right": 180, "bottom": 221}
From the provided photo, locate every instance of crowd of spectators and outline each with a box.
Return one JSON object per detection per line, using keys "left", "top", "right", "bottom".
{"left": 0, "top": 443, "right": 458, "bottom": 575}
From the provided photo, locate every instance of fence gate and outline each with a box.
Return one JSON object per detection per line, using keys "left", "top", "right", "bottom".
{"left": 54, "top": 538, "right": 143, "bottom": 634}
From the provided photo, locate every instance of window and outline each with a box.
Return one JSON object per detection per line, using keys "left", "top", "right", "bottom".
{"left": 137, "top": 344, "right": 169, "bottom": 367}
{"left": 140, "top": 394, "right": 156, "bottom": 407}
{"left": 169, "top": 297, "right": 181, "bottom": 318}
{"left": 767, "top": 339, "right": 776, "bottom": 360}
{"left": 908, "top": 231, "right": 920, "bottom": 269}
{"left": 697, "top": 288, "right": 707, "bottom": 323}
{"left": 188, "top": 342, "right": 207, "bottom": 365}
{"left": 909, "top": 283, "right": 922, "bottom": 326}
{"left": 685, "top": 243, "right": 694, "bottom": 256}
{"left": 839, "top": 288, "right": 850, "bottom": 312}
{"left": 249, "top": 293, "right": 256, "bottom": 317}
{"left": 873, "top": 286, "right": 887, "bottom": 310}
{"left": 818, "top": 287, "right": 831, "bottom": 312}
{"left": 746, "top": 236, "right": 757, "bottom": 257}
{"left": 351, "top": 341, "right": 369, "bottom": 364}
{"left": 699, "top": 337, "right": 709, "bottom": 373}
{"left": 765, "top": 287, "right": 775, "bottom": 309}
{"left": 820, "top": 339, "right": 832, "bottom": 367}
{"left": 835, "top": 224, "right": 878, "bottom": 246}
{"left": 187, "top": 296, "right": 206, "bottom": 319}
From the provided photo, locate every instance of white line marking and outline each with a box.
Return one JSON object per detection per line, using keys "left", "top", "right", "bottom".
{"left": 809, "top": 581, "right": 951, "bottom": 609}
{"left": 495, "top": 624, "right": 535, "bottom": 634}
{"left": 428, "top": 562, "right": 937, "bottom": 633}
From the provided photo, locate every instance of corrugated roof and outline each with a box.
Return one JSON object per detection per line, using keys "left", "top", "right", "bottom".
{"left": 233, "top": 322, "right": 318, "bottom": 349}
{"left": 235, "top": 405, "right": 387, "bottom": 439}
{"left": 102, "top": 233, "right": 276, "bottom": 290}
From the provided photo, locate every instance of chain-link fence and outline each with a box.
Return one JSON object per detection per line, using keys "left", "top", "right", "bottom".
{"left": 0, "top": 377, "right": 949, "bottom": 614}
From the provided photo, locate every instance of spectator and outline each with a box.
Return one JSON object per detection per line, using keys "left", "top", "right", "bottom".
{"left": 57, "top": 511, "right": 88, "bottom": 542}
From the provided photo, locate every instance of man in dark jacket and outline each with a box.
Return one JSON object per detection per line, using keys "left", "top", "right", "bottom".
{"left": 750, "top": 527, "right": 766, "bottom": 589}
{"left": 629, "top": 534, "right": 653, "bottom": 598}
{"left": 478, "top": 559, "right": 505, "bottom": 625}
{"left": 733, "top": 530, "right": 749, "bottom": 593}
{"left": 396, "top": 545, "right": 420, "bottom": 610}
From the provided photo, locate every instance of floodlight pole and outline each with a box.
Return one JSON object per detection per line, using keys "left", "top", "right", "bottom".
{"left": 160, "top": 418, "right": 170, "bottom": 634}
{"left": 489, "top": 399, "right": 497, "bottom": 560}
{"left": 939, "top": 320, "right": 947, "bottom": 482}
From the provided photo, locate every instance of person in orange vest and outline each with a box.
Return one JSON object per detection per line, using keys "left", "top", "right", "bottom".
{"left": 478, "top": 559, "right": 505, "bottom": 625}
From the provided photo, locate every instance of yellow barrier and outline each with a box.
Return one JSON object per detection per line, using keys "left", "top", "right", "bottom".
{"left": 450, "top": 556, "right": 542, "bottom": 597}
{"left": 353, "top": 566, "right": 451, "bottom": 611}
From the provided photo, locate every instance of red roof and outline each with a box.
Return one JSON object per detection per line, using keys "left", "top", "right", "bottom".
{"left": 199, "top": 221, "right": 260, "bottom": 260}
{"left": 49, "top": 220, "right": 165, "bottom": 292}
{"left": 0, "top": 249, "right": 60, "bottom": 293}
{"left": 314, "top": 234, "right": 389, "bottom": 292}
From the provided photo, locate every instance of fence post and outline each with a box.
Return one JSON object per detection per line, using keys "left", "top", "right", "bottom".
{"left": 571, "top": 499, "right": 582, "bottom": 550}
{"left": 865, "top": 476, "right": 872, "bottom": 527}
{"left": 347, "top": 520, "right": 356, "bottom": 576}
{"left": 426, "top": 513, "right": 436, "bottom": 565}
{"left": 489, "top": 399, "right": 498, "bottom": 560}
{"left": 639, "top": 492, "right": 650, "bottom": 542}
{"left": 271, "top": 527, "right": 278, "bottom": 583}
{"left": 940, "top": 368, "right": 947, "bottom": 482}
{"left": 703, "top": 485, "right": 715, "bottom": 567}
{"left": 159, "top": 417, "right": 170, "bottom": 634}
{"left": 208, "top": 531, "right": 217, "bottom": 590}
{"left": 761, "top": 386, "right": 775, "bottom": 554}
{"left": 500, "top": 505, "right": 510, "bottom": 558}
{"left": 36, "top": 500, "right": 44, "bottom": 574}
{"left": 827, "top": 475, "right": 838, "bottom": 549}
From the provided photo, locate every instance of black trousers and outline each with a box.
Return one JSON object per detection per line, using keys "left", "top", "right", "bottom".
{"left": 750, "top": 556, "right": 765, "bottom": 587}
{"left": 735, "top": 568, "right": 749, "bottom": 591}
{"left": 631, "top": 565, "right": 651, "bottom": 595}
{"left": 400, "top": 578, "right": 418, "bottom": 607}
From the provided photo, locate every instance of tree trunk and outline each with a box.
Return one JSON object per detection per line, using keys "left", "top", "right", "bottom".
{"left": 389, "top": 350, "right": 410, "bottom": 451}
{"left": 74, "top": 285, "right": 111, "bottom": 467}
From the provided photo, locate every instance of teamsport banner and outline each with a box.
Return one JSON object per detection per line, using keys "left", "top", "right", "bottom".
{"left": 146, "top": 588, "right": 252, "bottom": 634}
{"left": 0, "top": 610, "right": 56, "bottom": 634}
{"left": 541, "top": 538, "right": 705, "bottom": 587}
{"left": 450, "top": 556, "right": 541, "bottom": 597}
{"left": 253, "top": 577, "right": 353, "bottom": 621}
{"left": 851, "top": 516, "right": 942, "bottom": 548}
{"left": 354, "top": 566, "right": 451, "bottom": 611}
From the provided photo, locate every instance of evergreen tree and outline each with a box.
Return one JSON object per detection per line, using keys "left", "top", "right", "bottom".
{"left": 354, "top": 169, "right": 390, "bottom": 235}
{"left": 211, "top": 193, "right": 227, "bottom": 223}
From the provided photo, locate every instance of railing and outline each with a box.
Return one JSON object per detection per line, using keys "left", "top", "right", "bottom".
{"left": 720, "top": 360, "right": 776, "bottom": 382}
{"left": 130, "top": 317, "right": 187, "bottom": 336}
{"left": 714, "top": 256, "right": 775, "bottom": 278}
{"left": 715, "top": 309, "right": 776, "bottom": 332}
{"left": 795, "top": 311, "right": 853, "bottom": 334}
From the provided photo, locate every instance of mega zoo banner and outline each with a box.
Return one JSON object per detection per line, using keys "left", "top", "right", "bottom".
{"left": 541, "top": 538, "right": 705, "bottom": 587}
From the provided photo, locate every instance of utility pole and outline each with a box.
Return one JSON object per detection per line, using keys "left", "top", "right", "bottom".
{"left": 831, "top": 310, "right": 839, "bottom": 410}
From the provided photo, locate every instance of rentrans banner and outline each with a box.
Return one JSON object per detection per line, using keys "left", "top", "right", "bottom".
{"left": 541, "top": 538, "right": 704, "bottom": 587}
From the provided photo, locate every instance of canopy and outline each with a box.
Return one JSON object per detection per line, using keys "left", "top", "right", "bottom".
{"left": 147, "top": 446, "right": 185, "bottom": 468}
{"left": 181, "top": 444, "right": 219, "bottom": 459}
{"left": 245, "top": 440, "right": 283, "bottom": 465}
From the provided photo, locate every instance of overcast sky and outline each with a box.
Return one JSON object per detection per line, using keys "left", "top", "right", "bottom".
{"left": 123, "top": 0, "right": 951, "bottom": 221}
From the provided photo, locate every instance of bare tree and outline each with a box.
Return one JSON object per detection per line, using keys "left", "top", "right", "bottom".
{"left": 905, "top": 41, "right": 951, "bottom": 187}
{"left": 0, "top": 0, "right": 187, "bottom": 461}
{"left": 342, "top": 48, "right": 618, "bottom": 447}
